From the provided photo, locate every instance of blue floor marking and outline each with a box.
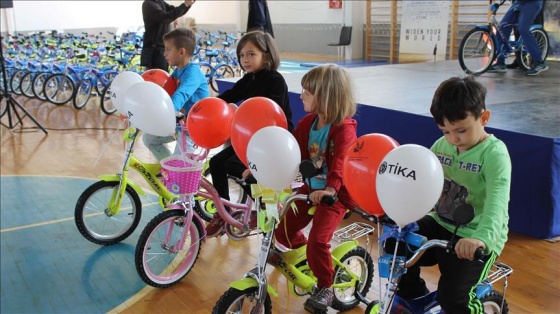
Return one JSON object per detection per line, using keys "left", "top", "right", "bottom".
{"left": 0, "top": 176, "right": 162, "bottom": 314}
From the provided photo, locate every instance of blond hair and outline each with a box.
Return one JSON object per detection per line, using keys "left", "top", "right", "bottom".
{"left": 301, "top": 64, "right": 356, "bottom": 125}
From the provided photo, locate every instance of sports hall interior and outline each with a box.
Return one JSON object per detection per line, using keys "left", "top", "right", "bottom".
{"left": 1, "top": 1, "right": 559, "bottom": 313}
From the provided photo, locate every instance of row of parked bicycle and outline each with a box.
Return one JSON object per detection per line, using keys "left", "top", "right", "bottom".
{"left": 0, "top": 28, "right": 246, "bottom": 116}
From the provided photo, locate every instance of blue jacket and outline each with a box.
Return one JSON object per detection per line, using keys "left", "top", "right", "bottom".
{"left": 171, "top": 63, "right": 210, "bottom": 112}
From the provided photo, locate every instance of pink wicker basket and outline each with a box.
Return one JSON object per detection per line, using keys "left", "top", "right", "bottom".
{"left": 160, "top": 156, "right": 204, "bottom": 195}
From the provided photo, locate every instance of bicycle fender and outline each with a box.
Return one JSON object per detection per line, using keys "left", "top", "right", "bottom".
{"left": 530, "top": 24, "right": 544, "bottom": 32}
{"left": 98, "top": 175, "right": 147, "bottom": 197}
{"left": 331, "top": 240, "right": 359, "bottom": 261}
{"left": 229, "top": 278, "right": 279, "bottom": 298}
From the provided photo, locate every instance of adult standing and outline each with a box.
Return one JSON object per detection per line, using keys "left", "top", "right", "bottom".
{"left": 247, "top": 0, "right": 274, "bottom": 37}
{"left": 141, "top": 0, "right": 195, "bottom": 71}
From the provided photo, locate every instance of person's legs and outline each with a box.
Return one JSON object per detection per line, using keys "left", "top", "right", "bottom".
{"left": 436, "top": 250, "right": 498, "bottom": 313}
{"left": 206, "top": 146, "right": 236, "bottom": 236}
{"left": 142, "top": 133, "right": 175, "bottom": 161}
{"left": 152, "top": 47, "right": 169, "bottom": 72}
{"left": 489, "top": 5, "right": 519, "bottom": 72}
{"left": 518, "top": 1, "right": 544, "bottom": 63}
{"left": 225, "top": 154, "right": 254, "bottom": 197}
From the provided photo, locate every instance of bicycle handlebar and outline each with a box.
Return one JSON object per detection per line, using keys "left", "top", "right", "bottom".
{"left": 405, "top": 239, "right": 485, "bottom": 268}
{"left": 279, "top": 194, "right": 336, "bottom": 221}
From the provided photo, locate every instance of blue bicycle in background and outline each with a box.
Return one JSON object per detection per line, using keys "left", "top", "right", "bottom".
{"left": 458, "top": 0, "right": 549, "bottom": 75}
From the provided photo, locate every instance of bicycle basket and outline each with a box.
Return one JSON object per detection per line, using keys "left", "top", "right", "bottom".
{"left": 160, "top": 156, "right": 204, "bottom": 195}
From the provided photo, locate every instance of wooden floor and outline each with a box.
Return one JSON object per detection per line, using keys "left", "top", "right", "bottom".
{"left": 1, "top": 57, "right": 559, "bottom": 313}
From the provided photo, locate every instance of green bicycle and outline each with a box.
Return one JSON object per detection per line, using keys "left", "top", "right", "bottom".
{"left": 74, "top": 125, "right": 247, "bottom": 245}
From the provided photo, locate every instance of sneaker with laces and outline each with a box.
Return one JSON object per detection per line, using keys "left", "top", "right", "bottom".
{"left": 525, "top": 61, "right": 549, "bottom": 76}
{"left": 487, "top": 64, "right": 507, "bottom": 73}
{"left": 205, "top": 214, "right": 225, "bottom": 237}
{"left": 304, "top": 287, "right": 334, "bottom": 312}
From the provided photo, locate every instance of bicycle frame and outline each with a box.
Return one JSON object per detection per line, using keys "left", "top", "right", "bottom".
{"left": 227, "top": 194, "right": 373, "bottom": 308}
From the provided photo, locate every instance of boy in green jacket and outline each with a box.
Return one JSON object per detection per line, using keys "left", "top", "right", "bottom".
{"left": 396, "top": 76, "right": 511, "bottom": 313}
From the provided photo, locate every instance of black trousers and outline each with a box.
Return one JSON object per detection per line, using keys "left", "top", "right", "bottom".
{"left": 140, "top": 46, "right": 168, "bottom": 72}
{"left": 384, "top": 216, "right": 497, "bottom": 314}
{"left": 209, "top": 146, "right": 255, "bottom": 202}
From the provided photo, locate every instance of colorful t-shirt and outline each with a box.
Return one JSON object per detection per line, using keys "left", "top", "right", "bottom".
{"left": 307, "top": 117, "right": 331, "bottom": 189}
{"left": 430, "top": 135, "right": 511, "bottom": 255}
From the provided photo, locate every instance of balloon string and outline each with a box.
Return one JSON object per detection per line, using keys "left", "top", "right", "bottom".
{"left": 94, "top": 119, "right": 126, "bottom": 167}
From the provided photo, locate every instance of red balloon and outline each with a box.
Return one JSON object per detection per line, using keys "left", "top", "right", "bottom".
{"left": 343, "top": 134, "right": 399, "bottom": 216}
{"left": 231, "top": 97, "right": 288, "bottom": 166}
{"left": 187, "top": 97, "right": 234, "bottom": 149}
{"left": 141, "top": 69, "right": 177, "bottom": 96}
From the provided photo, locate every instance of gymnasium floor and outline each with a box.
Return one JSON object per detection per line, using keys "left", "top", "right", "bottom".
{"left": 1, "top": 58, "right": 559, "bottom": 313}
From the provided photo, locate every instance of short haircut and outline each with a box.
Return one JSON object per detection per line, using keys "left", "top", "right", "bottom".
{"left": 163, "top": 28, "right": 196, "bottom": 56}
{"left": 430, "top": 76, "right": 487, "bottom": 126}
{"left": 236, "top": 30, "right": 280, "bottom": 71}
{"left": 301, "top": 63, "right": 356, "bottom": 125}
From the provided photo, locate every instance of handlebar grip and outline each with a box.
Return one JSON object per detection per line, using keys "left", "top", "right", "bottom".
{"left": 321, "top": 195, "right": 337, "bottom": 206}
{"left": 474, "top": 247, "right": 485, "bottom": 261}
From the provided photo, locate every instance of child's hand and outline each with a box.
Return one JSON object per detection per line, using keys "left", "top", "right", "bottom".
{"left": 309, "top": 189, "right": 335, "bottom": 205}
{"left": 241, "top": 169, "right": 251, "bottom": 179}
{"left": 455, "top": 238, "right": 485, "bottom": 261}
{"left": 184, "top": 0, "right": 195, "bottom": 7}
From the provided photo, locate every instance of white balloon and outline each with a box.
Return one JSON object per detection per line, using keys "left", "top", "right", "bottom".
{"left": 122, "top": 81, "right": 176, "bottom": 137}
{"left": 375, "top": 144, "right": 444, "bottom": 227}
{"left": 110, "top": 71, "right": 144, "bottom": 114}
{"left": 246, "top": 126, "right": 301, "bottom": 191}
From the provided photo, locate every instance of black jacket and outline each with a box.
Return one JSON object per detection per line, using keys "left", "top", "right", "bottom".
{"left": 142, "top": 0, "right": 189, "bottom": 48}
{"left": 219, "top": 69, "right": 293, "bottom": 132}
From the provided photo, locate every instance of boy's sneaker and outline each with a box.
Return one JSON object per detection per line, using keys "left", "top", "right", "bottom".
{"left": 487, "top": 64, "right": 507, "bottom": 73}
{"left": 525, "top": 61, "right": 549, "bottom": 76}
{"left": 205, "top": 214, "right": 225, "bottom": 237}
{"left": 304, "top": 287, "right": 334, "bottom": 312}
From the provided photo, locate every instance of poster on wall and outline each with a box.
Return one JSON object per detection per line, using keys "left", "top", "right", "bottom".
{"left": 399, "top": 0, "right": 450, "bottom": 63}
{"left": 329, "top": 0, "right": 342, "bottom": 9}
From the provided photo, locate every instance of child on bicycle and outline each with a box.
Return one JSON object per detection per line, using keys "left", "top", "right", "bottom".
{"left": 488, "top": 0, "right": 548, "bottom": 76}
{"left": 391, "top": 76, "right": 511, "bottom": 313}
{"left": 143, "top": 27, "right": 210, "bottom": 161}
{"left": 206, "top": 30, "right": 294, "bottom": 237}
{"left": 273, "top": 64, "right": 358, "bottom": 312}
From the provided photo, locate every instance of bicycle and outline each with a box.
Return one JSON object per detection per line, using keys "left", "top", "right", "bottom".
{"left": 350, "top": 205, "right": 513, "bottom": 314}
{"left": 74, "top": 123, "right": 248, "bottom": 246}
{"left": 212, "top": 161, "right": 376, "bottom": 313}
{"left": 458, "top": 0, "right": 549, "bottom": 75}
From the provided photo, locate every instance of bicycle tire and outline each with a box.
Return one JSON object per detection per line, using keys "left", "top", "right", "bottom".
{"left": 73, "top": 79, "right": 92, "bottom": 109}
{"left": 331, "top": 246, "right": 375, "bottom": 311}
{"left": 74, "top": 180, "right": 142, "bottom": 245}
{"left": 99, "top": 83, "right": 117, "bottom": 115}
{"left": 480, "top": 290, "right": 509, "bottom": 314}
{"left": 0, "top": 91, "right": 7, "bottom": 118}
{"left": 32, "top": 72, "right": 49, "bottom": 101}
{"left": 517, "top": 28, "right": 549, "bottom": 71}
{"left": 43, "top": 73, "right": 75, "bottom": 105}
{"left": 135, "top": 209, "right": 203, "bottom": 288}
{"left": 212, "top": 287, "right": 272, "bottom": 314}
{"left": 10, "top": 69, "right": 25, "bottom": 95}
{"left": 458, "top": 28, "right": 495, "bottom": 75}
{"left": 96, "top": 71, "right": 117, "bottom": 95}
{"left": 193, "top": 167, "right": 249, "bottom": 222}
{"left": 20, "top": 72, "right": 36, "bottom": 98}
{"left": 210, "top": 64, "right": 234, "bottom": 93}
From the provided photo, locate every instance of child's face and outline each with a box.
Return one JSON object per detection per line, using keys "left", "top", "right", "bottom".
{"left": 300, "top": 88, "right": 315, "bottom": 113}
{"left": 239, "top": 42, "right": 266, "bottom": 73}
{"left": 438, "top": 111, "right": 490, "bottom": 153}
{"left": 163, "top": 40, "right": 184, "bottom": 67}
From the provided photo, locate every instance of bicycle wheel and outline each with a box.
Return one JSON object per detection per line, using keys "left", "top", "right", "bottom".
{"left": 0, "top": 91, "right": 7, "bottom": 118}
{"left": 100, "top": 83, "right": 117, "bottom": 115}
{"left": 73, "top": 79, "right": 92, "bottom": 109}
{"left": 74, "top": 180, "right": 142, "bottom": 245}
{"left": 517, "top": 28, "right": 549, "bottom": 71}
{"left": 20, "top": 72, "right": 36, "bottom": 98}
{"left": 43, "top": 73, "right": 75, "bottom": 105}
{"left": 10, "top": 69, "right": 25, "bottom": 95}
{"left": 331, "top": 246, "right": 375, "bottom": 311}
{"left": 135, "top": 209, "right": 203, "bottom": 288}
{"left": 210, "top": 64, "right": 234, "bottom": 93}
{"left": 458, "top": 28, "right": 495, "bottom": 75}
{"left": 32, "top": 72, "right": 48, "bottom": 101}
{"left": 480, "top": 290, "right": 509, "bottom": 314}
{"left": 212, "top": 287, "right": 272, "bottom": 314}
{"left": 194, "top": 167, "right": 249, "bottom": 222}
